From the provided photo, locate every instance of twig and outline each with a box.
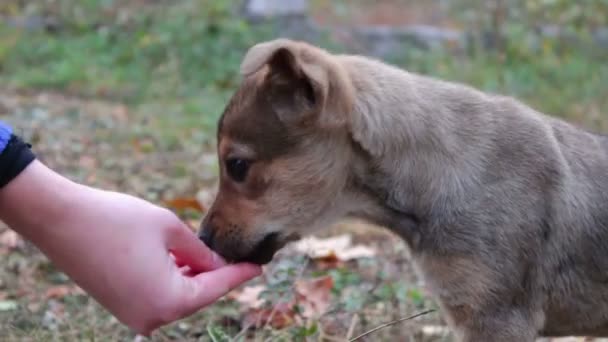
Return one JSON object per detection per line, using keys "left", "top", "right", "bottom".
{"left": 345, "top": 314, "right": 359, "bottom": 340}
{"left": 318, "top": 323, "right": 347, "bottom": 342}
{"left": 348, "top": 309, "right": 436, "bottom": 342}
{"left": 230, "top": 321, "right": 253, "bottom": 342}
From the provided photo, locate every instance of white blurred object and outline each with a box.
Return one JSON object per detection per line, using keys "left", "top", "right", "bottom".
{"left": 245, "top": 0, "right": 308, "bottom": 18}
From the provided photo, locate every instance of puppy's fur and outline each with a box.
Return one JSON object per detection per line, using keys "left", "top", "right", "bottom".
{"left": 199, "top": 38, "right": 608, "bottom": 341}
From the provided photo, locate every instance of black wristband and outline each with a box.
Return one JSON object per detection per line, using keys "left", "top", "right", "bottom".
{"left": 0, "top": 134, "right": 37, "bottom": 188}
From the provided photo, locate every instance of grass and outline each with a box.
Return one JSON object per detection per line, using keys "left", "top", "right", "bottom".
{"left": 1, "top": 0, "right": 606, "bottom": 142}
{"left": 400, "top": 43, "right": 608, "bottom": 129}
{"left": 0, "top": 0, "right": 274, "bottom": 148}
{"left": 0, "top": 1, "right": 607, "bottom": 341}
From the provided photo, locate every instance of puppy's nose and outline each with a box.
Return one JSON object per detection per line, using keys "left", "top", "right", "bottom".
{"left": 198, "top": 225, "right": 216, "bottom": 250}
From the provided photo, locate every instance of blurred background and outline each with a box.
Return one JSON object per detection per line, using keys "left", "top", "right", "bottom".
{"left": 0, "top": 1, "right": 606, "bottom": 341}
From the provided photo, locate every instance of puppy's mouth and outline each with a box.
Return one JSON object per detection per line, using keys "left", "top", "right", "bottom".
{"left": 235, "top": 232, "right": 301, "bottom": 265}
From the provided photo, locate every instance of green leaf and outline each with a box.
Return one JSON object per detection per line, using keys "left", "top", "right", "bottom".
{"left": 206, "top": 324, "right": 231, "bottom": 342}
{"left": 408, "top": 288, "right": 426, "bottom": 308}
{"left": 306, "top": 322, "right": 318, "bottom": 336}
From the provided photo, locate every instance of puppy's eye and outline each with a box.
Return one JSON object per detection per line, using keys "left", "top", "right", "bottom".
{"left": 225, "top": 158, "right": 250, "bottom": 183}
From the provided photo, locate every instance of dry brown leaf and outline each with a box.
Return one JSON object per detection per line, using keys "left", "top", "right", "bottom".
{"left": 314, "top": 251, "right": 345, "bottom": 270}
{"left": 294, "top": 275, "right": 334, "bottom": 318}
{"left": 227, "top": 285, "right": 266, "bottom": 310}
{"left": 45, "top": 285, "right": 81, "bottom": 300}
{"left": 242, "top": 302, "right": 295, "bottom": 329}
{"left": 292, "top": 234, "right": 376, "bottom": 262}
{"left": 164, "top": 197, "right": 205, "bottom": 213}
{"left": 237, "top": 276, "right": 334, "bottom": 330}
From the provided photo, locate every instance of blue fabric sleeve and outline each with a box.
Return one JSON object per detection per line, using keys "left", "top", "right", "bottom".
{"left": 0, "top": 121, "right": 36, "bottom": 188}
{"left": 0, "top": 120, "right": 13, "bottom": 154}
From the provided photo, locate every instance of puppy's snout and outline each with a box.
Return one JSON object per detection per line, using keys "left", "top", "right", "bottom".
{"left": 198, "top": 222, "right": 217, "bottom": 250}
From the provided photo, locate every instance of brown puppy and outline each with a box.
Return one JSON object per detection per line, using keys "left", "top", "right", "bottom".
{"left": 198, "top": 38, "right": 608, "bottom": 341}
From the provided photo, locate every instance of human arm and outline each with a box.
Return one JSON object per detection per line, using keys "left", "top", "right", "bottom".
{"left": 0, "top": 122, "right": 261, "bottom": 334}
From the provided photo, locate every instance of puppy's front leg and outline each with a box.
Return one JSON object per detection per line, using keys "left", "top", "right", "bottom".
{"left": 452, "top": 309, "right": 538, "bottom": 342}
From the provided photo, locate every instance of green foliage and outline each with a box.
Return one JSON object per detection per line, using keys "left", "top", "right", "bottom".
{"left": 328, "top": 267, "right": 362, "bottom": 294}
{"left": 206, "top": 323, "right": 232, "bottom": 342}
{"left": 1, "top": 0, "right": 267, "bottom": 98}
{"left": 290, "top": 321, "right": 319, "bottom": 339}
{"left": 1, "top": 0, "right": 607, "bottom": 141}
{"left": 418, "top": 0, "right": 608, "bottom": 125}
{"left": 259, "top": 255, "right": 309, "bottom": 305}
{"left": 0, "top": 0, "right": 273, "bottom": 145}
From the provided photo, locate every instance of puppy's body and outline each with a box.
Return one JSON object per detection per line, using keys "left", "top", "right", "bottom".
{"left": 199, "top": 39, "right": 608, "bottom": 341}
{"left": 342, "top": 55, "right": 608, "bottom": 340}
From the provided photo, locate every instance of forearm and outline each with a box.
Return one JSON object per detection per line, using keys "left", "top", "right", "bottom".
{"left": 0, "top": 160, "right": 78, "bottom": 244}
{"left": 0, "top": 121, "right": 81, "bottom": 253}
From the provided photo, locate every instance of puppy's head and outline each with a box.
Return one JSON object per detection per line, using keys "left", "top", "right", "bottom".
{"left": 199, "top": 39, "right": 357, "bottom": 264}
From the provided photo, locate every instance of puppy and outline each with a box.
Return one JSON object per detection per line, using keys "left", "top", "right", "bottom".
{"left": 198, "top": 38, "right": 608, "bottom": 341}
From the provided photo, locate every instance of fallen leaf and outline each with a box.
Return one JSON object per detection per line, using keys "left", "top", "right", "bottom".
{"left": 294, "top": 275, "right": 334, "bottom": 319}
{"left": 45, "top": 285, "right": 74, "bottom": 299}
{"left": 43, "top": 285, "right": 84, "bottom": 301}
{"left": 240, "top": 276, "right": 334, "bottom": 329}
{"left": 292, "top": 234, "right": 376, "bottom": 262}
{"left": 314, "top": 251, "right": 345, "bottom": 270}
{"left": 242, "top": 302, "right": 295, "bottom": 329}
{"left": 164, "top": 197, "right": 205, "bottom": 213}
{"left": 227, "top": 285, "right": 266, "bottom": 309}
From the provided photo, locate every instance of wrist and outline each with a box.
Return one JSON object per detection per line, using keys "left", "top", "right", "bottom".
{"left": 0, "top": 160, "right": 82, "bottom": 243}
{"left": 0, "top": 133, "right": 37, "bottom": 188}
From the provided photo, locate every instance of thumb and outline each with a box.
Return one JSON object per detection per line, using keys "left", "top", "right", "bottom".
{"left": 182, "top": 263, "right": 262, "bottom": 313}
{"left": 166, "top": 223, "right": 225, "bottom": 272}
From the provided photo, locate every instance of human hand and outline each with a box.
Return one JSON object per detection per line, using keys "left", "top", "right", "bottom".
{"left": 0, "top": 161, "right": 262, "bottom": 335}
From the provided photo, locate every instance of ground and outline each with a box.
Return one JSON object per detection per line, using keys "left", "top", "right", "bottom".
{"left": 0, "top": 1, "right": 607, "bottom": 341}
{"left": 0, "top": 89, "right": 446, "bottom": 341}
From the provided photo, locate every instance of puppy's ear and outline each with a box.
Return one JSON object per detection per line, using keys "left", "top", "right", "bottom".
{"left": 240, "top": 39, "right": 354, "bottom": 129}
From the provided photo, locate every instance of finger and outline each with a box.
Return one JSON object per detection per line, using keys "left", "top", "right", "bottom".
{"left": 180, "top": 266, "right": 204, "bottom": 277}
{"left": 167, "top": 224, "right": 226, "bottom": 272}
{"left": 170, "top": 252, "right": 187, "bottom": 268}
{"left": 175, "top": 258, "right": 187, "bottom": 268}
{"left": 182, "top": 263, "right": 262, "bottom": 312}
